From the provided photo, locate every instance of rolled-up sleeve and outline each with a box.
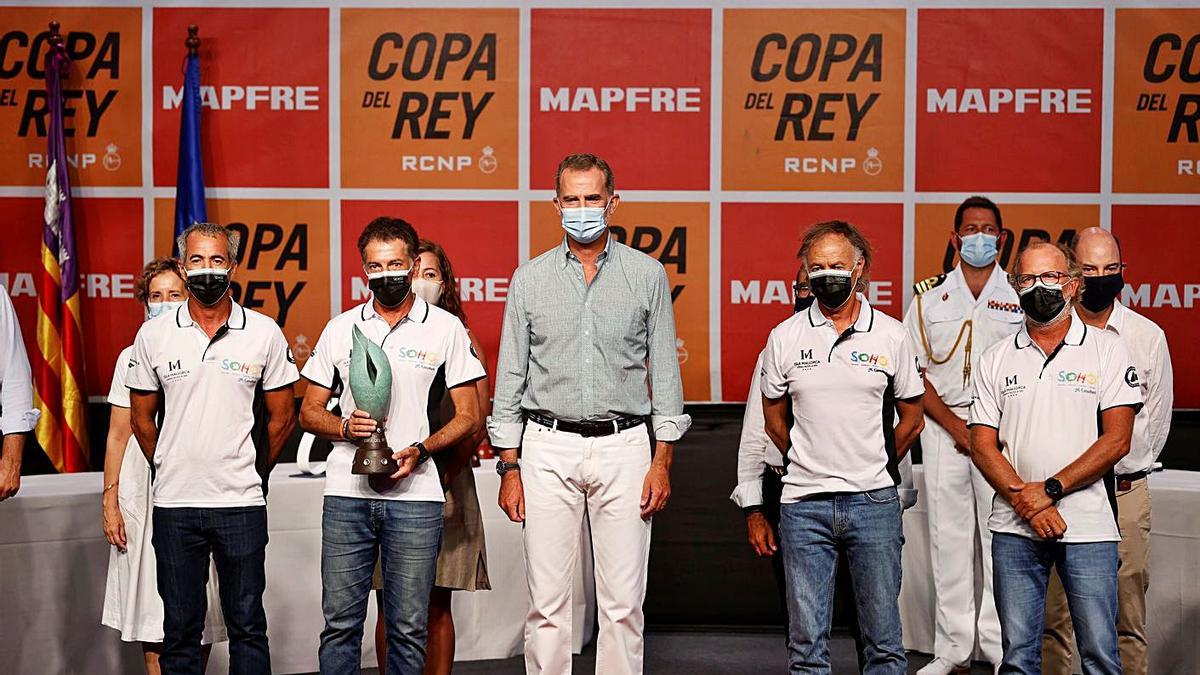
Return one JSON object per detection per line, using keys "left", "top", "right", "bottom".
{"left": 646, "top": 265, "right": 690, "bottom": 442}
{"left": 488, "top": 268, "right": 531, "bottom": 449}
{"left": 0, "top": 290, "right": 38, "bottom": 435}
{"left": 730, "top": 351, "right": 772, "bottom": 508}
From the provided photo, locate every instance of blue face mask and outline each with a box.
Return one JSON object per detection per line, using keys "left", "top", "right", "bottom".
{"left": 146, "top": 300, "right": 184, "bottom": 320}
{"left": 959, "top": 232, "right": 999, "bottom": 268}
{"left": 560, "top": 201, "right": 610, "bottom": 244}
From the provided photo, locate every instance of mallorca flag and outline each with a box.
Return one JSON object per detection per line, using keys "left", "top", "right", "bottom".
{"left": 173, "top": 47, "right": 207, "bottom": 252}
{"left": 34, "top": 34, "right": 88, "bottom": 473}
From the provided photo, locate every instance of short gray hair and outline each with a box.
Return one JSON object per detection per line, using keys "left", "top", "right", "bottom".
{"left": 797, "top": 220, "right": 872, "bottom": 291}
{"left": 177, "top": 222, "right": 240, "bottom": 262}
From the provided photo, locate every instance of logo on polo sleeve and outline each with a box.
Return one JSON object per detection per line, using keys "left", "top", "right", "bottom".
{"left": 1125, "top": 366, "right": 1140, "bottom": 388}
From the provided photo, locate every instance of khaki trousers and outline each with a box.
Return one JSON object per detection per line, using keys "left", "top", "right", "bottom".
{"left": 1041, "top": 477, "right": 1151, "bottom": 675}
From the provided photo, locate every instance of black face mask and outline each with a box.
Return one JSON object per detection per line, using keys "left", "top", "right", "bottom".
{"left": 1081, "top": 273, "right": 1123, "bottom": 313}
{"left": 1019, "top": 283, "right": 1068, "bottom": 325}
{"left": 809, "top": 271, "right": 855, "bottom": 310}
{"left": 368, "top": 271, "right": 411, "bottom": 309}
{"left": 794, "top": 294, "right": 815, "bottom": 313}
{"left": 185, "top": 269, "right": 231, "bottom": 306}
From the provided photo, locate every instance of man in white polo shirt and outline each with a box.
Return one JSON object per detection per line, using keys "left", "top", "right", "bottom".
{"left": 128, "top": 223, "right": 298, "bottom": 674}
{"left": 969, "top": 242, "right": 1142, "bottom": 675}
{"left": 761, "top": 220, "right": 926, "bottom": 674}
{"left": 1041, "top": 228, "right": 1174, "bottom": 675}
{"left": 299, "top": 217, "right": 484, "bottom": 674}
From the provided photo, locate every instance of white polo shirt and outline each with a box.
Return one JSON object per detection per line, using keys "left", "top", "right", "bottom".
{"left": 761, "top": 295, "right": 925, "bottom": 503}
{"left": 969, "top": 312, "right": 1143, "bottom": 543}
{"left": 126, "top": 302, "right": 299, "bottom": 508}
{"left": 1100, "top": 303, "right": 1173, "bottom": 476}
{"left": 302, "top": 297, "right": 485, "bottom": 502}
{"left": 903, "top": 264, "right": 1024, "bottom": 407}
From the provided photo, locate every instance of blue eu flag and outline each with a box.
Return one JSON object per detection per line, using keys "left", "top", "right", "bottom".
{"left": 173, "top": 52, "right": 207, "bottom": 253}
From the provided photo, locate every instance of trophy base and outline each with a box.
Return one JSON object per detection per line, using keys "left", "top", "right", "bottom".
{"left": 351, "top": 430, "right": 395, "bottom": 475}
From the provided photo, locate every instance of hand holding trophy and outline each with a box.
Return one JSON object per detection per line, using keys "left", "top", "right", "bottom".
{"left": 349, "top": 325, "right": 395, "bottom": 475}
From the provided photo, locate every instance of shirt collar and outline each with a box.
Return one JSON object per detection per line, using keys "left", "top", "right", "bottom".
{"left": 176, "top": 299, "right": 246, "bottom": 330}
{"left": 1014, "top": 310, "right": 1087, "bottom": 349}
{"left": 558, "top": 231, "right": 613, "bottom": 269}
{"left": 1104, "top": 302, "right": 1128, "bottom": 334}
{"left": 806, "top": 293, "right": 875, "bottom": 333}
{"left": 360, "top": 294, "right": 430, "bottom": 324}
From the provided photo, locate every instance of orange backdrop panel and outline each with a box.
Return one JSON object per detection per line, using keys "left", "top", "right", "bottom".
{"left": 0, "top": 6, "right": 141, "bottom": 186}
{"left": 723, "top": 9, "right": 905, "bottom": 191}
{"left": 340, "top": 8, "right": 519, "bottom": 189}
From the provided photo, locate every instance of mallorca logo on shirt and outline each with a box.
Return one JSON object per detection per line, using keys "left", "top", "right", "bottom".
{"left": 1001, "top": 373, "right": 1026, "bottom": 398}
{"left": 790, "top": 348, "right": 821, "bottom": 372}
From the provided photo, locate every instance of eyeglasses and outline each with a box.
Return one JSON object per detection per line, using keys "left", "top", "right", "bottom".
{"left": 1081, "top": 263, "right": 1126, "bottom": 277}
{"left": 1010, "top": 271, "right": 1072, "bottom": 289}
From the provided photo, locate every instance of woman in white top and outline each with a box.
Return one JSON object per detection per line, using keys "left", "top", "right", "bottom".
{"left": 100, "top": 257, "right": 227, "bottom": 673}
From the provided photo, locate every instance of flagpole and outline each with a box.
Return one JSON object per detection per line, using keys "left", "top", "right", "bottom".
{"left": 34, "top": 19, "right": 89, "bottom": 472}
{"left": 173, "top": 24, "right": 208, "bottom": 255}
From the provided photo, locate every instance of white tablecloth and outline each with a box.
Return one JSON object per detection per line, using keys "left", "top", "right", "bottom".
{"left": 900, "top": 467, "right": 1200, "bottom": 673}
{"left": 0, "top": 461, "right": 595, "bottom": 674}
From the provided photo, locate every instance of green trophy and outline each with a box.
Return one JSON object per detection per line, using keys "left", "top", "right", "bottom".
{"left": 349, "top": 325, "right": 395, "bottom": 475}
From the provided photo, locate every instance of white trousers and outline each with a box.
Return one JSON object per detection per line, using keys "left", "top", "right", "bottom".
{"left": 521, "top": 421, "right": 653, "bottom": 675}
{"left": 922, "top": 413, "right": 1002, "bottom": 665}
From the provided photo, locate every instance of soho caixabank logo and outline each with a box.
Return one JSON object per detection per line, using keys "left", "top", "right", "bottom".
{"left": 0, "top": 6, "right": 141, "bottom": 186}
{"left": 341, "top": 8, "right": 519, "bottom": 189}
{"left": 722, "top": 9, "right": 905, "bottom": 191}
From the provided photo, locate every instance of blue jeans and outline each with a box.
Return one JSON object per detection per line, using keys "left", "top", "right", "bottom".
{"left": 779, "top": 487, "right": 906, "bottom": 674}
{"left": 992, "top": 533, "right": 1120, "bottom": 675}
{"left": 319, "top": 496, "right": 443, "bottom": 675}
{"left": 153, "top": 506, "right": 270, "bottom": 675}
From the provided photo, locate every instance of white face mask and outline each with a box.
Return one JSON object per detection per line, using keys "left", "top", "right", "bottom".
{"left": 146, "top": 300, "right": 185, "bottom": 320}
{"left": 560, "top": 200, "right": 610, "bottom": 244}
{"left": 411, "top": 278, "right": 444, "bottom": 306}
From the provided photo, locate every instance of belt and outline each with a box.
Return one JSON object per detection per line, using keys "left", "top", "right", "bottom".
{"left": 526, "top": 411, "right": 644, "bottom": 438}
{"left": 1115, "top": 469, "right": 1151, "bottom": 491}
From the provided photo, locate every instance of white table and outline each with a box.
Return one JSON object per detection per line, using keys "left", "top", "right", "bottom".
{"left": 900, "top": 467, "right": 1200, "bottom": 673}
{"left": 0, "top": 462, "right": 595, "bottom": 674}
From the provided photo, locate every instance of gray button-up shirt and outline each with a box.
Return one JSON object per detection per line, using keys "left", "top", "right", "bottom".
{"left": 488, "top": 234, "right": 691, "bottom": 448}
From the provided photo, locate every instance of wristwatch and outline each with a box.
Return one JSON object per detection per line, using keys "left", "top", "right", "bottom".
{"left": 412, "top": 442, "right": 431, "bottom": 465}
{"left": 496, "top": 460, "right": 521, "bottom": 477}
{"left": 1044, "top": 477, "right": 1064, "bottom": 502}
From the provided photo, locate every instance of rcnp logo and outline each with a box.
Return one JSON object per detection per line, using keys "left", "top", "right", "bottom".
{"left": 341, "top": 9, "right": 518, "bottom": 189}
{"left": 916, "top": 9, "right": 1102, "bottom": 192}
{"left": 723, "top": 9, "right": 905, "bottom": 191}
{"left": 0, "top": 7, "right": 141, "bottom": 186}
{"left": 1114, "top": 9, "right": 1200, "bottom": 193}
{"left": 152, "top": 8, "right": 328, "bottom": 188}
{"left": 530, "top": 9, "right": 710, "bottom": 190}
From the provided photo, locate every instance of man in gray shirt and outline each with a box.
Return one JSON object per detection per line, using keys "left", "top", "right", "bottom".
{"left": 490, "top": 153, "right": 690, "bottom": 675}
